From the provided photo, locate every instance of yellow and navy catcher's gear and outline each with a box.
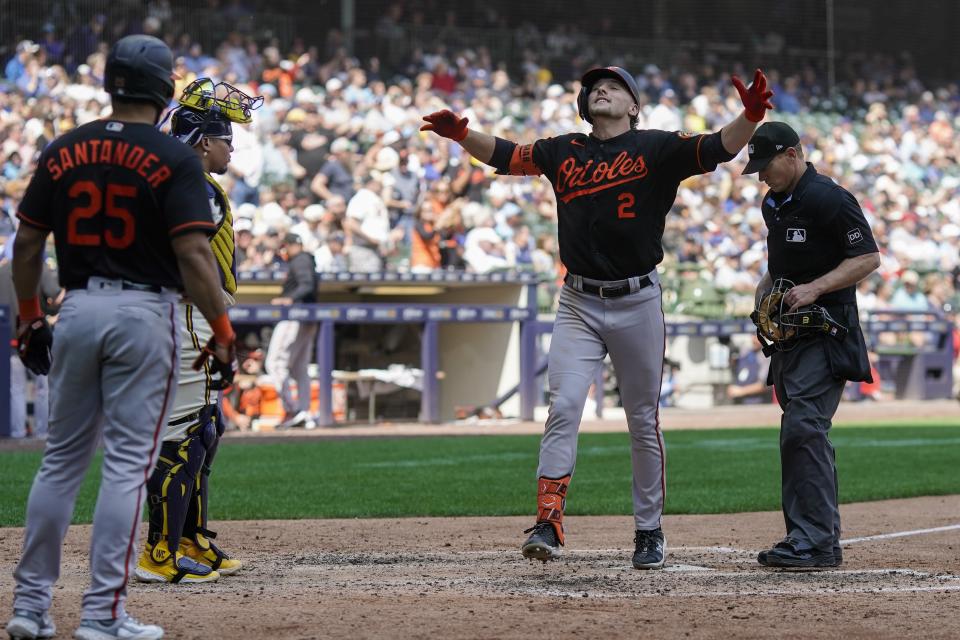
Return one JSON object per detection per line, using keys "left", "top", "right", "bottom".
{"left": 206, "top": 174, "right": 238, "bottom": 294}
{"left": 751, "top": 279, "right": 848, "bottom": 356}
{"left": 145, "top": 406, "right": 218, "bottom": 568}
{"left": 165, "top": 77, "right": 263, "bottom": 146}
{"left": 177, "top": 77, "right": 262, "bottom": 124}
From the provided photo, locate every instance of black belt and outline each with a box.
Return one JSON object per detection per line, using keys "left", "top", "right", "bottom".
{"left": 169, "top": 405, "right": 217, "bottom": 426}
{"left": 565, "top": 273, "right": 653, "bottom": 299}
{"left": 68, "top": 279, "right": 166, "bottom": 293}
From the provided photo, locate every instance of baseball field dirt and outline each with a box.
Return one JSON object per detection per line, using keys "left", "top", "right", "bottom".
{"left": 1, "top": 494, "right": 958, "bottom": 639}
{"left": 2, "top": 400, "right": 957, "bottom": 638}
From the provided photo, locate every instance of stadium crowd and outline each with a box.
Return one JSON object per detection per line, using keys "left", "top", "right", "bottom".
{"left": 2, "top": 6, "right": 960, "bottom": 324}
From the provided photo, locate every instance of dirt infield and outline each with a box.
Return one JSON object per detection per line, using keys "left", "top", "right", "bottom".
{"left": 1, "top": 494, "right": 958, "bottom": 639}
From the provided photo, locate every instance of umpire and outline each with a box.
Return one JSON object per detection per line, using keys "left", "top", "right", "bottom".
{"left": 744, "top": 122, "right": 880, "bottom": 568}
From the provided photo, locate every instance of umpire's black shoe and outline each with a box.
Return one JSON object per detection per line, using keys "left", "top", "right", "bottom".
{"left": 632, "top": 528, "right": 666, "bottom": 569}
{"left": 522, "top": 521, "right": 562, "bottom": 562}
{"left": 758, "top": 538, "right": 839, "bottom": 569}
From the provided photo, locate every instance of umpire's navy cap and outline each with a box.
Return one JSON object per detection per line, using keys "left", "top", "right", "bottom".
{"left": 743, "top": 122, "right": 800, "bottom": 174}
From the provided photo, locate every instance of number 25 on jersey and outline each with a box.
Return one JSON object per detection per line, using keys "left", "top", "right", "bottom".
{"left": 67, "top": 181, "right": 137, "bottom": 248}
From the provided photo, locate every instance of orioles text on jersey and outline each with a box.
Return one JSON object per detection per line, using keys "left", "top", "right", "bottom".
{"left": 555, "top": 150, "right": 648, "bottom": 203}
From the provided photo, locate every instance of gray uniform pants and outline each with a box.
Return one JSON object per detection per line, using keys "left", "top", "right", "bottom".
{"left": 538, "top": 278, "right": 666, "bottom": 530}
{"left": 265, "top": 320, "right": 317, "bottom": 415}
{"left": 769, "top": 338, "right": 845, "bottom": 553}
{"left": 13, "top": 283, "right": 179, "bottom": 620}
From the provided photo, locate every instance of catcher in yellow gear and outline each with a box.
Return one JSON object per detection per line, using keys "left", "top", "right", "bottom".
{"left": 136, "top": 79, "right": 261, "bottom": 584}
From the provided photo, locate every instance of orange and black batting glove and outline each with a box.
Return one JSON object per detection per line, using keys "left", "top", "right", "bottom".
{"left": 420, "top": 109, "right": 469, "bottom": 142}
{"left": 731, "top": 68, "right": 775, "bottom": 122}
{"left": 193, "top": 313, "right": 237, "bottom": 390}
{"left": 16, "top": 297, "right": 53, "bottom": 376}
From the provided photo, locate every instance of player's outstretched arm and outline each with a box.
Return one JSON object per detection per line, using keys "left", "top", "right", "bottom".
{"left": 421, "top": 109, "right": 496, "bottom": 163}
{"left": 721, "top": 68, "right": 775, "bottom": 154}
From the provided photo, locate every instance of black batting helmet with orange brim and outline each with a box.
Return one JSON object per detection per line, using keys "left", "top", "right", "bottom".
{"left": 577, "top": 66, "right": 641, "bottom": 125}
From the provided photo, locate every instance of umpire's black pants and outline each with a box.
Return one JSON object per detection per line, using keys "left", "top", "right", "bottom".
{"left": 770, "top": 337, "right": 845, "bottom": 554}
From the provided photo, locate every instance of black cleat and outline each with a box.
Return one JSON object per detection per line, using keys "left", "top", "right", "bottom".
{"left": 758, "top": 538, "right": 840, "bottom": 569}
{"left": 522, "top": 522, "right": 562, "bottom": 562}
{"left": 632, "top": 528, "right": 666, "bottom": 569}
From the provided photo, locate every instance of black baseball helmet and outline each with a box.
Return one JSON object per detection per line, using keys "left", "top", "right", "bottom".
{"left": 104, "top": 35, "right": 175, "bottom": 111}
{"left": 577, "top": 66, "right": 641, "bottom": 126}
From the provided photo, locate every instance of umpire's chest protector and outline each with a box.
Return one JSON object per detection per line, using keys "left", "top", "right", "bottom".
{"left": 762, "top": 172, "right": 846, "bottom": 287}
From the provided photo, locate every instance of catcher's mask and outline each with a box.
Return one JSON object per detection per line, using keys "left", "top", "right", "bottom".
{"left": 752, "top": 278, "right": 848, "bottom": 356}
{"left": 160, "top": 78, "right": 263, "bottom": 146}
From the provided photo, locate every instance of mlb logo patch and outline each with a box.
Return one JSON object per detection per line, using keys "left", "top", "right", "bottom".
{"left": 786, "top": 228, "right": 806, "bottom": 243}
{"left": 847, "top": 228, "right": 864, "bottom": 245}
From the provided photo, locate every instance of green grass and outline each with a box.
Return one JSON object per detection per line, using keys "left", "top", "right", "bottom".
{"left": 1, "top": 420, "right": 958, "bottom": 527}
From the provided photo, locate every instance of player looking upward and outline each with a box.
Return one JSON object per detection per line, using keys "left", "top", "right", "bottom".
{"left": 422, "top": 66, "right": 773, "bottom": 569}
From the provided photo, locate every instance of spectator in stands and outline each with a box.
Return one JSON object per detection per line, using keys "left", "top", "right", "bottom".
{"left": 315, "top": 230, "right": 348, "bottom": 272}
{"left": 463, "top": 211, "right": 508, "bottom": 274}
{"left": 290, "top": 203, "right": 326, "bottom": 253}
{"left": 311, "top": 137, "right": 356, "bottom": 202}
{"left": 343, "top": 173, "right": 392, "bottom": 272}
{"left": 890, "top": 270, "right": 929, "bottom": 310}
{"left": 726, "top": 336, "right": 773, "bottom": 405}
{"left": 4, "top": 40, "right": 39, "bottom": 84}
{"left": 410, "top": 202, "right": 442, "bottom": 273}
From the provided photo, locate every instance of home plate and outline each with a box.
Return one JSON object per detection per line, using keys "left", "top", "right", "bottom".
{"left": 664, "top": 564, "right": 715, "bottom": 572}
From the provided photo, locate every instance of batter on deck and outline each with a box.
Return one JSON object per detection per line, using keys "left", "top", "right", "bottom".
{"left": 422, "top": 66, "right": 773, "bottom": 568}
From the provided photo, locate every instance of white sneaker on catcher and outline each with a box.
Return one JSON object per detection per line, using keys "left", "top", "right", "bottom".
{"left": 73, "top": 614, "right": 163, "bottom": 640}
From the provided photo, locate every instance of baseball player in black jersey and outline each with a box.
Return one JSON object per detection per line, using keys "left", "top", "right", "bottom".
{"left": 422, "top": 66, "right": 774, "bottom": 569}
{"left": 136, "top": 78, "right": 261, "bottom": 585}
{"left": 743, "top": 122, "right": 880, "bottom": 569}
{"left": 7, "top": 35, "right": 236, "bottom": 640}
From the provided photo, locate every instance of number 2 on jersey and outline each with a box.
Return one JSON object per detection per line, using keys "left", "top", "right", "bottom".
{"left": 617, "top": 193, "right": 636, "bottom": 219}
{"left": 67, "top": 181, "right": 137, "bottom": 248}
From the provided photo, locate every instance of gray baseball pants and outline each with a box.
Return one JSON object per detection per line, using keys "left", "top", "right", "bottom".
{"left": 12, "top": 282, "right": 179, "bottom": 620}
{"left": 538, "top": 276, "right": 666, "bottom": 530}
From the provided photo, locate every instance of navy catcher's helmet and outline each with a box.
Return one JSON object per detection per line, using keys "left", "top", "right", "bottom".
{"left": 104, "top": 35, "right": 175, "bottom": 111}
{"left": 170, "top": 106, "right": 231, "bottom": 146}
{"left": 577, "top": 66, "right": 641, "bottom": 126}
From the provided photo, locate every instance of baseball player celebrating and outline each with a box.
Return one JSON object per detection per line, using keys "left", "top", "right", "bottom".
{"left": 422, "top": 67, "right": 773, "bottom": 568}
{"left": 6, "top": 36, "right": 235, "bottom": 640}
{"left": 135, "top": 79, "right": 261, "bottom": 584}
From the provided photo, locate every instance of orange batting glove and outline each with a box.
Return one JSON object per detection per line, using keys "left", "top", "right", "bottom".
{"left": 420, "top": 109, "right": 469, "bottom": 142}
{"left": 732, "top": 68, "right": 775, "bottom": 122}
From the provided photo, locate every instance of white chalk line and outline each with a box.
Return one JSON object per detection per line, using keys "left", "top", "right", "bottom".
{"left": 520, "top": 584, "right": 960, "bottom": 599}
{"left": 841, "top": 523, "right": 960, "bottom": 545}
